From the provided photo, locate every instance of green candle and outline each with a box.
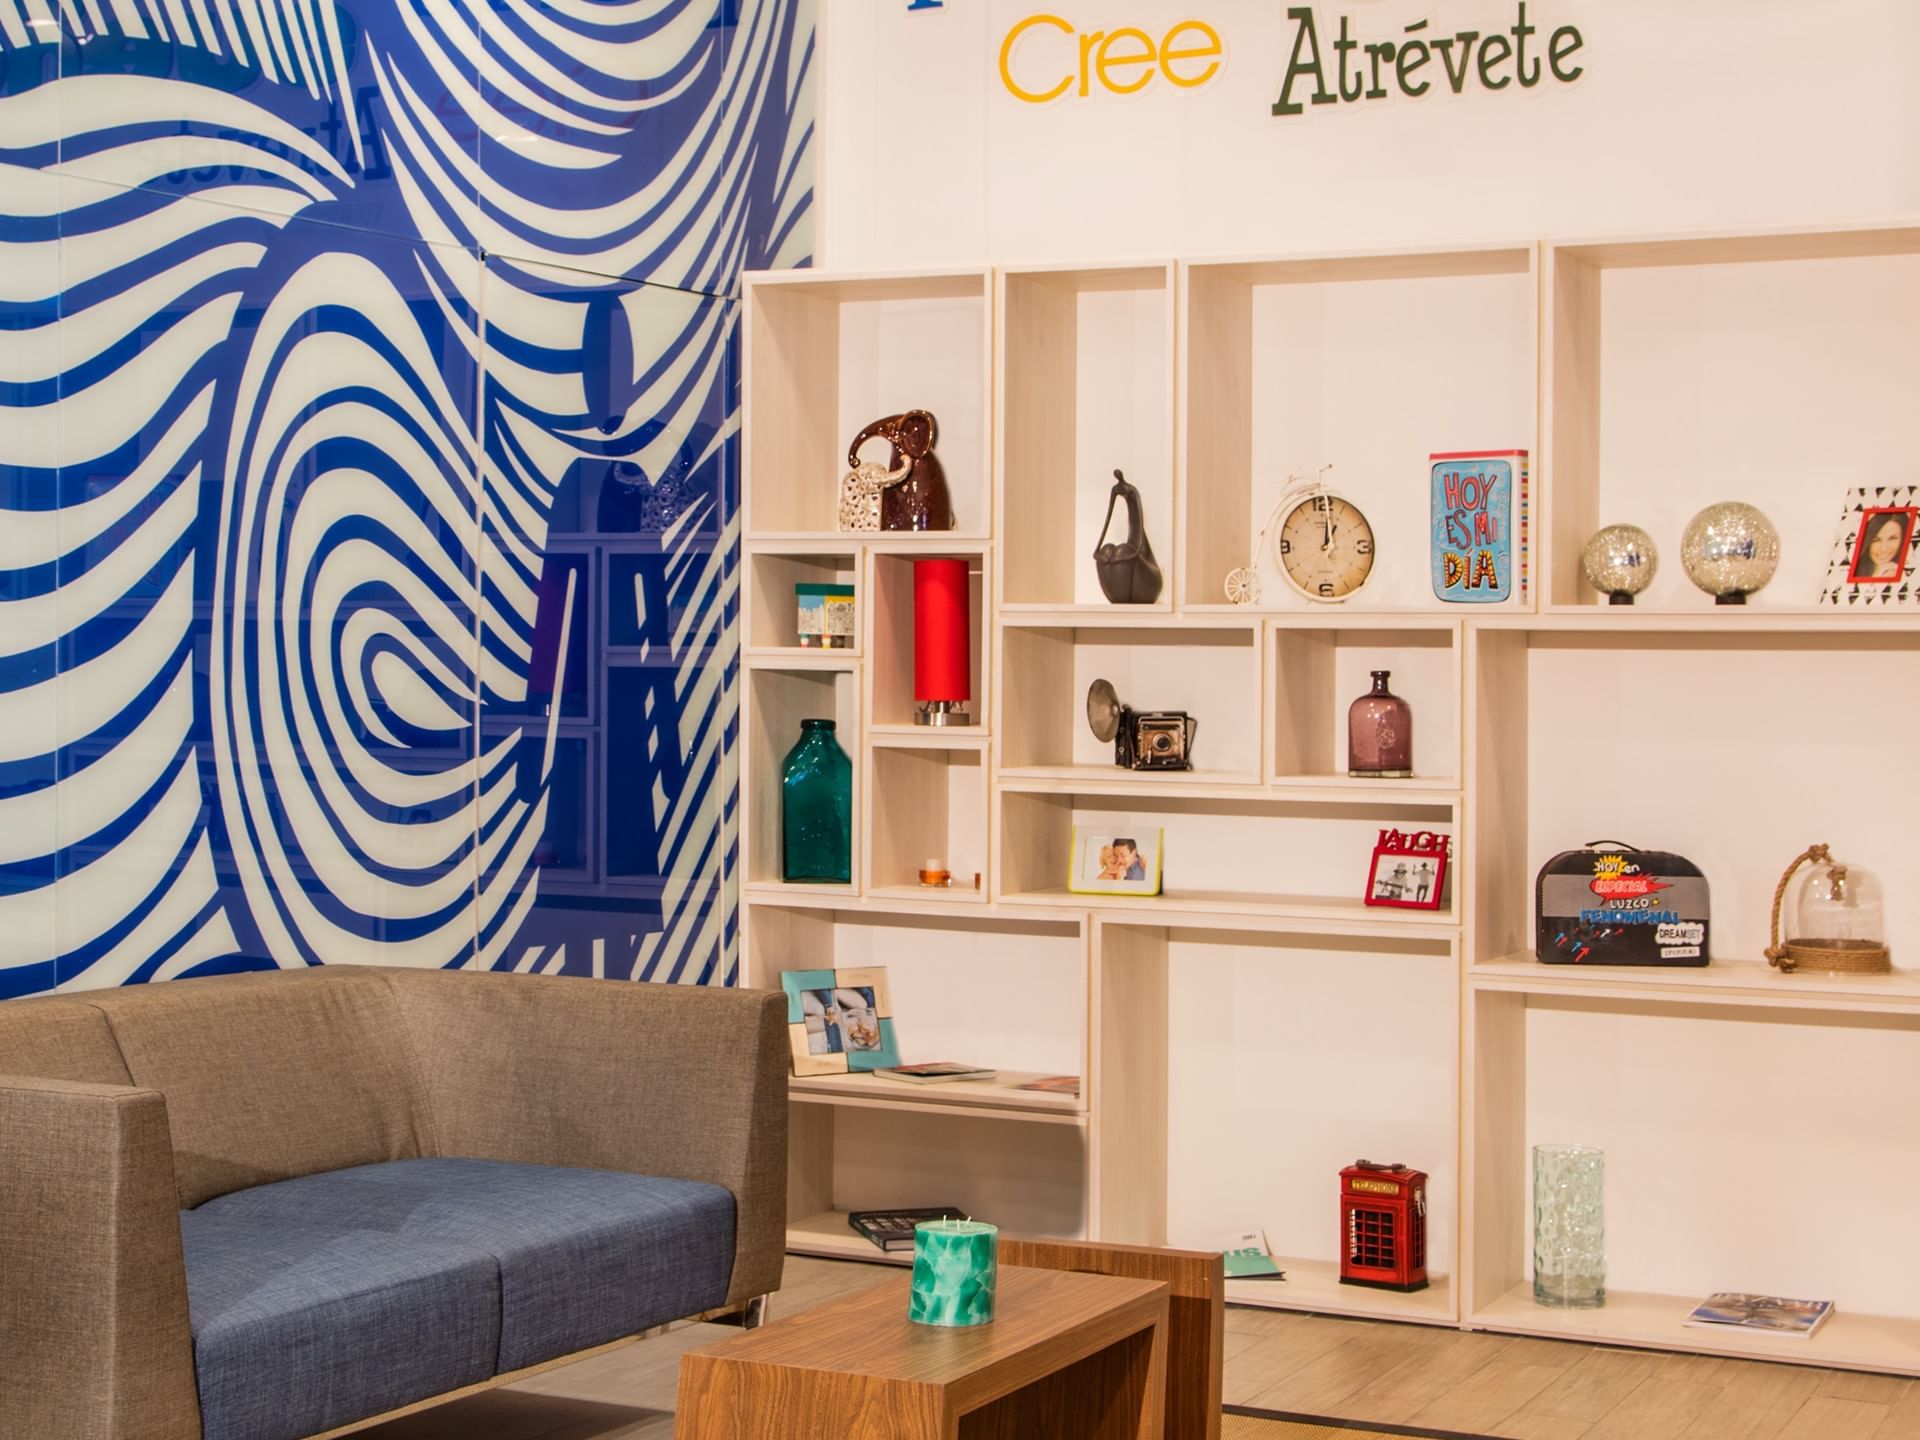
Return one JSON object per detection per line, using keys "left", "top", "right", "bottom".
{"left": 908, "top": 1218, "right": 997, "bottom": 1327}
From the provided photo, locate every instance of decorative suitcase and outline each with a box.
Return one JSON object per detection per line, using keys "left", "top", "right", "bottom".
{"left": 1536, "top": 842, "right": 1710, "bottom": 966}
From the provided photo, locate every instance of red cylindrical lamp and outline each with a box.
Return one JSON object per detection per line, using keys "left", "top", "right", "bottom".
{"left": 913, "top": 558, "right": 973, "bottom": 727}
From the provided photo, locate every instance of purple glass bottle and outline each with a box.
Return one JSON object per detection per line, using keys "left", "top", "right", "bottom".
{"left": 1349, "top": 670, "right": 1413, "bottom": 779}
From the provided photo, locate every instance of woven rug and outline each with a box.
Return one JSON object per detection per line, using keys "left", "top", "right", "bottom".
{"left": 1224, "top": 1406, "right": 1498, "bottom": 1440}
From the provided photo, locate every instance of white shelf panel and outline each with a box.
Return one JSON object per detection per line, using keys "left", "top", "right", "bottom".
{"left": 786, "top": 1210, "right": 913, "bottom": 1266}
{"left": 744, "top": 651, "right": 859, "bottom": 673}
{"left": 789, "top": 1070, "right": 1085, "bottom": 1124}
{"left": 744, "top": 889, "right": 1062, "bottom": 923}
{"left": 744, "top": 645, "right": 861, "bottom": 664}
{"left": 1001, "top": 886, "right": 1457, "bottom": 933}
{"left": 1473, "top": 1284, "right": 1920, "bottom": 1376}
{"left": 868, "top": 722, "right": 990, "bottom": 741}
{"left": 746, "top": 268, "right": 990, "bottom": 301}
{"left": 998, "top": 604, "right": 1177, "bottom": 623}
{"left": 863, "top": 882, "right": 989, "bottom": 906}
{"left": 870, "top": 730, "right": 990, "bottom": 751}
{"left": 1227, "top": 1259, "right": 1455, "bottom": 1327}
{"left": 996, "top": 767, "right": 1460, "bottom": 806}
{"left": 744, "top": 537, "right": 861, "bottom": 555}
{"left": 1185, "top": 604, "right": 1482, "bottom": 627}
{"left": 996, "top": 766, "right": 1262, "bottom": 796}
{"left": 999, "top": 607, "right": 1201, "bottom": 629}
{"left": 1473, "top": 954, "right": 1920, "bottom": 1014}
{"left": 1266, "top": 773, "right": 1462, "bottom": 802}
{"left": 743, "top": 881, "right": 860, "bottom": 906}
{"left": 1479, "top": 608, "right": 1920, "bottom": 635}
{"left": 747, "top": 531, "right": 993, "bottom": 550}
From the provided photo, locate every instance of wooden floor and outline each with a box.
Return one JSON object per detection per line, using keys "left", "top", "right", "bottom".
{"left": 355, "top": 1257, "right": 1918, "bottom": 1440}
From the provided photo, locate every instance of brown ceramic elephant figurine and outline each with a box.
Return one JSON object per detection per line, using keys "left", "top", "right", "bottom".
{"left": 847, "top": 410, "right": 953, "bottom": 532}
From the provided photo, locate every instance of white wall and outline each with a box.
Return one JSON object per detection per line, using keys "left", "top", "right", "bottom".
{"left": 820, "top": 0, "right": 1920, "bottom": 268}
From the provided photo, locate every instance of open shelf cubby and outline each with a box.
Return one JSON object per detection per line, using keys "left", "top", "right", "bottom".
{"left": 867, "top": 549, "right": 989, "bottom": 732}
{"left": 998, "top": 263, "right": 1176, "bottom": 612}
{"left": 743, "top": 904, "right": 1092, "bottom": 1258}
{"left": 745, "top": 546, "right": 860, "bottom": 655}
{"left": 1469, "top": 988, "right": 1920, "bottom": 1372}
{"left": 1544, "top": 228, "right": 1920, "bottom": 611}
{"left": 743, "top": 270, "right": 992, "bottom": 540}
{"left": 1182, "top": 246, "right": 1537, "bottom": 614}
{"left": 1269, "top": 618, "right": 1462, "bottom": 789}
{"left": 866, "top": 741, "right": 988, "bottom": 903}
{"left": 997, "top": 787, "right": 1459, "bottom": 929}
{"left": 1468, "top": 627, "right": 1920, "bottom": 971}
{"left": 742, "top": 661, "right": 861, "bottom": 894}
{"left": 1097, "top": 918, "right": 1460, "bottom": 1325}
{"left": 998, "top": 619, "right": 1261, "bottom": 784}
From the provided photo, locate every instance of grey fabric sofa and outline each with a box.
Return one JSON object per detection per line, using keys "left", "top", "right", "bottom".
{"left": 0, "top": 965, "right": 789, "bottom": 1440}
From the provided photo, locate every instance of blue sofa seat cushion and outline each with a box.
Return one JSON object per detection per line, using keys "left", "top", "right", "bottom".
{"left": 178, "top": 1212, "right": 500, "bottom": 1440}
{"left": 194, "top": 1157, "right": 738, "bottom": 1372}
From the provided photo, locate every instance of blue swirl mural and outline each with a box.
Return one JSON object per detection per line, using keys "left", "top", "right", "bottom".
{"left": 0, "top": 1, "right": 813, "bottom": 996}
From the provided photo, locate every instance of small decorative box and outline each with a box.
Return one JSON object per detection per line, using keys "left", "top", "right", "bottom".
{"left": 1535, "top": 843, "right": 1710, "bottom": 966}
{"left": 796, "top": 583, "right": 855, "bottom": 648}
{"left": 1431, "top": 450, "right": 1527, "bottom": 603}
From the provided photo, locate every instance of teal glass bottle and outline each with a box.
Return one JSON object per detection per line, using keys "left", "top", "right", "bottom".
{"left": 781, "top": 718, "right": 852, "bottom": 883}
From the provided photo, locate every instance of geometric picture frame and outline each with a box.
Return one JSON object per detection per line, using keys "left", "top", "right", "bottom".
{"left": 1821, "top": 484, "right": 1920, "bottom": 608}
{"left": 781, "top": 967, "right": 900, "bottom": 1076}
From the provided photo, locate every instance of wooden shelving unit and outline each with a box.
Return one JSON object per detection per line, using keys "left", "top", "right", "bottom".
{"left": 740, "top": 225, "right": 1920, "bottom": 1367}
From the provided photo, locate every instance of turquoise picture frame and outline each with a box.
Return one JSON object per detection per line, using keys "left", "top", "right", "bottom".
{"left": 782, "top": 967, "right": 900, "bottom": 1076}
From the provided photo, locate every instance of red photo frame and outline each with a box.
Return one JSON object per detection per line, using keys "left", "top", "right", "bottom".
{"left": 1847, "top": 507, "right": 1917, "bottom": 585}
{"left": 1364, "top": 829, "right": 1450, "bottom": 911}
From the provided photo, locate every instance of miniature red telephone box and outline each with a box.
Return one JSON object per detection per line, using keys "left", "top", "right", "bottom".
{"left": 1339, "top": 1160, "right": 1428, "bottom": 1293}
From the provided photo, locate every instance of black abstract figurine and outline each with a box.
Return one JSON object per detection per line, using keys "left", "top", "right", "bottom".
{"left": 1092, "top": 469, "right": 1163, "bottom": 604}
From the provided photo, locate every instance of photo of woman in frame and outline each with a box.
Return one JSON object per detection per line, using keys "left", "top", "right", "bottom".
{"left": 1848, "top": 507, "right": 1916, "bottom": 583}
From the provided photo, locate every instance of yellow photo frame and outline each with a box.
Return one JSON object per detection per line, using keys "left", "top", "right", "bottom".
{"left": 1065, "top": 827, "right": 1164, "bottom": 897}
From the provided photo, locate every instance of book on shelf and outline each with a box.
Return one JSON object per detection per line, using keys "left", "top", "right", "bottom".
{"left": 1012, "top": 1074, "right": 1080, "bottom": 1096}
{"left": 1223, "top": 1229, "right": 1285, "bottom": 1281}
{"left": 1683, "top": 1293, "right": 1834, "bottom": 1338}
{"left": 876, "top": 1061, "right": 998, "bottom": 1084}
{"left": 847, "top": 1206, "right": 968, "bottom": 1253}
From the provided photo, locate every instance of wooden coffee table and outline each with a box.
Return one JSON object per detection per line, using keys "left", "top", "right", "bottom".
{"left": 675, "top": 1267, "right": 1170, "bottom": 1438}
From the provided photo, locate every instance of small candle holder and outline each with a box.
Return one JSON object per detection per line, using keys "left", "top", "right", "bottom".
{"left": 918, "top": 857, "right": 952, "bottom": 888}
{"left": 908, "top": 1218, "right": 997, "bottom": 1327}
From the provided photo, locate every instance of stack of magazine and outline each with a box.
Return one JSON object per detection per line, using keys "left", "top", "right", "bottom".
{"left": 1684, "top": 1293, "right": 1833, "bottom": 1339}
{"left": 847, "top": 1207, "right": 967, "bottom": 1253}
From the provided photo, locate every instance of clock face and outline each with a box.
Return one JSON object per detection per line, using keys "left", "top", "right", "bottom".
{"left": 1275, "top": 492, "right": 1376, "bottom": 601}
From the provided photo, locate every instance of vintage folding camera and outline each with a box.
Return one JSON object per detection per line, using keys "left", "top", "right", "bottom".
{"left": 1086, "top": 679, "right": 1198, "bottom": 771}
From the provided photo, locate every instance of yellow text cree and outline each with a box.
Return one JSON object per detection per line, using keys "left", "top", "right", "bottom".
{"left": 1000, "top": 14, "right": 1224, "bottom": 103}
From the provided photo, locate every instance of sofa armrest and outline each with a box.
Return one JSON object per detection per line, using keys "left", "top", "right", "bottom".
{"left": 379, "top": 971, "right": 789, "bottom": 1307}
{"left": 0, "top": 1075, "right": 201, "bottom": 1440}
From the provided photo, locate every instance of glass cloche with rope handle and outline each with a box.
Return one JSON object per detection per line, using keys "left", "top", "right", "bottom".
{"left": 1766, "top": 844, "right": 1890, "bottom": 975}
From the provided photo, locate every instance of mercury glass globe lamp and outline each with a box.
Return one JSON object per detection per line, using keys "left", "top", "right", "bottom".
{"left": 1580, "top": 524, "right": 1658, "bottom": 605}
{"left": 1680, "top": 502, "right": 1780, "bottom": 604}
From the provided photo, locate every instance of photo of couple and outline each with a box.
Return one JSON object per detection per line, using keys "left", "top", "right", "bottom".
{"left": 1069, "top": 828, "right": 1164, "bottom": 896}
{"left": 1371, "top": 859, "right": 1438, "bottom": 904}
{"left": 1364, "top": 829, "right": 1451, "bottom": 913}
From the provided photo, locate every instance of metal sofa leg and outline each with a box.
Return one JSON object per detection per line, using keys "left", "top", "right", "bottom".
{"left": 708, "top": 1294, "right": 771, "bottom": 1329}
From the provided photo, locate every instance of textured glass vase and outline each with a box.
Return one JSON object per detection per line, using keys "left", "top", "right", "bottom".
{"left": 1533, "top": 1144, "right": 1606, "bottom": 1308}
{"left": 1348, "top": 671, "right": 1413, "bottom": 778}
{"left": 780, "top": 719, "right": 851, "bottom": 883}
